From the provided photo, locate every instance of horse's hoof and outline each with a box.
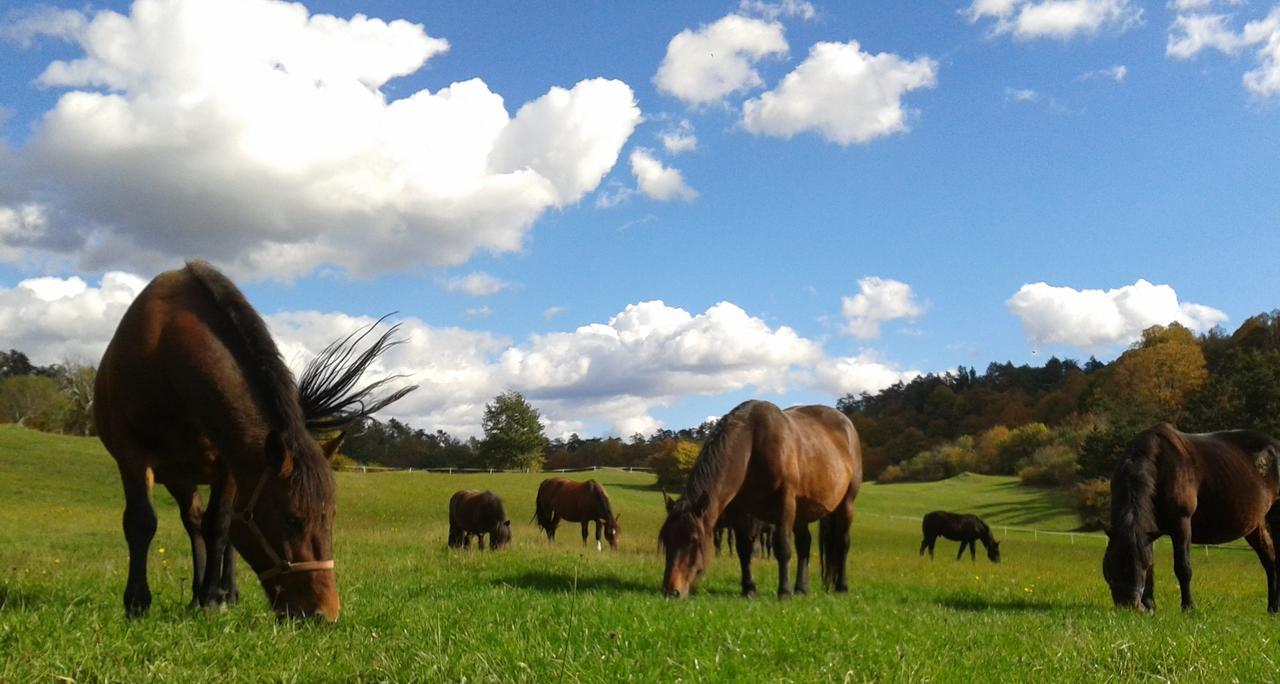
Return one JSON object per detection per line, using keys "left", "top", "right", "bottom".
{"left": 777, "top": 590, "right": 792, "bottom": 601}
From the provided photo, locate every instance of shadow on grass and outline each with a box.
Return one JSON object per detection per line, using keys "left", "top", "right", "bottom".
{"left": 935, "top": 593, "right": 1083, "bottom": 613}
{"left": 495, "top": 570, "right": 655, "bottom": 595}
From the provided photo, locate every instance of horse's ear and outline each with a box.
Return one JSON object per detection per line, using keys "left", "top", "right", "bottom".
{"left": 662, "top": 489, "right": 675, "bottom": 513}
{"left": 614, "top": 513, "right": 622, "bottom": 524}
{"left": 321, "top": 431, "right": 346, "bottom": 461}
{"left": 503, "top": 520, "right": 511, "bottom": 527}
{"left": 266, "top": 430, "right": 294, "bottom": 477}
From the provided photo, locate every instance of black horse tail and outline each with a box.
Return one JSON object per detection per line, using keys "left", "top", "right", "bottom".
{"left": 533, "top": 485, "right": 553, "bottom": 534}
{"left": 818, "top": 515, "right": 843, "bottom": 590}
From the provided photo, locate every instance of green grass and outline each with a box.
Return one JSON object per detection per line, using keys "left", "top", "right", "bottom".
{"left": 2, "top": 424, "right": 1278, "bottom": 682}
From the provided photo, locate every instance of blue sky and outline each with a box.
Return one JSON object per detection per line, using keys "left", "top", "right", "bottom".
{"left": 0, "top": 0, "right": 1276, "bottom": 438}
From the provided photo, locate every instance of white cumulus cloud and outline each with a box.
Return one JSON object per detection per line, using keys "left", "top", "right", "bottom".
{"left": 741, "top": 41, "right": 938, "bottom": 145}
{"left": 0, "top": 0, "right": 641, "bottom": 279}
{"left": 654, "top": 14, "right": 789, "bottom": 106}
{"left": 967, "top": 0, "right": 1144, "bottom": 41}
{"left": 1168, "top": 7, "right": 1280, "bottom": 98}
{"left": 811, "top": 351, "right": 921, "bottom": 397}
{"left": 660, "top": 119, "right": 698, "bottom": 155}
{"left": 630, "top": 149, "right": 698, "bottom": 202}
{"left": 840, "top": 277, "right": 925, "bottom": 340}
{"left": 0, "top": 271, "right": 147, "bottom": 364}
{"left": 444, "top": 272, "right": 511, "bottom": 297}
{"left": 1006, "top": 279, "right": 1228, "bottom": 349}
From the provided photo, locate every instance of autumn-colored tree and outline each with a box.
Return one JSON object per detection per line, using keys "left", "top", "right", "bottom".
{"left": 1104, "top": 323, "right": 1208, "bottom": 425}
{"left": 649, "top": 438, "right": 702, "bottom": 489}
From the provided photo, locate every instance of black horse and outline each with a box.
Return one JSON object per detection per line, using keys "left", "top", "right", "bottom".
{"left": 920, "top": 511, "right": 1001, "bottom": 562}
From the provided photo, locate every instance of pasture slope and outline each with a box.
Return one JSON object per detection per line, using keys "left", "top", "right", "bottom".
{"left": 1, "top": 424, "right": 1276, "bottom": 682}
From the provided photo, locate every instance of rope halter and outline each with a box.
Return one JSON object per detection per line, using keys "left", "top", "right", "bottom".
{"left": 231, "top": 469, "right": 334, "bottom": 582}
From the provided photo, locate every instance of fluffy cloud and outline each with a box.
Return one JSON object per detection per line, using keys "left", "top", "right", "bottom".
{"left": 660, "top": 119, "right": 698, "bottom": 155}
{"left": 1006, "top": 279, "right": 1228, "bottom": 349}
{"left": 967, "top": 0, "right": 1143, "bottom": 41}
{"left": 0, "top": 271, "right": 147, "bottom": 364}
{"left": 630, "top": 149, "right": 698, "bottom": 202}
{"left": 810, "top": 352, "right": 921, "bottom": 397}
{"left": 0, "top": 6, "right": 87, "bottom": 48}
{"left": 1168, "top": 7, "right": 1280, "bottom": 97}
{"left": 840, "top": 277, "right": 925, "bottom": 340}
{"left": 0, "top": 0, "right": 641, "bottom": 279}
{"left": 444, "top": 272, "right": 511, "bottom": 297}
{"left": 654, "top": 14, "right": 789, "bottom": 106}
{"left": 738, "top": 0, "right": 817, "bottom": 21}
{"left": 1078, "top": 64, "right": 1128, "bottom": 81}
{"left": 741, "top": 41, "right": 938, "bottom": 145}
{"left": 5, "top": 270, "right": 861, "bottom": 437}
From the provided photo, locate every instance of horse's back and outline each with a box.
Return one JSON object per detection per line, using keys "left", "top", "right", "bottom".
{"left": 452, "top": 490, "right": 505, "bottom": 531}
{"left": 779, "top": 405, "right": 862, "bottom": 505}
{"left": 539, "top": 477, "right": 604, "bottom": 522}
{"left": 95, "top": 264, "right": 266, "bottom": 482}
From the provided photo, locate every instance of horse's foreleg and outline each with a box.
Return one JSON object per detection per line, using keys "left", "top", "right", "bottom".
{"left": 1246, "top": 525, "right": 1277, "bottom": 613}
{"left": 793, "top": 523, "right": 812, "bottom": 596}
{"left": 919, "top": 536, "right": 928, "bottom": 557}
{"left": 1172, "top": 517, "right": 1197, "bottom": 611}
{"left": 734, "top": 521, "right": 757, "bottom": 597}
{"left": 121, "top": 467, "right": 157, "bottom": 617}
{"left": 714, "top": 527, "right": 723, "bottom": 556}
{"left": 198, "top": 475, "right": 234, "bottom": 609}
{"left": 220, "top": 547, "right": 238, "bottom": 605}
{"left": 955, "top": 540, "right": 967, "bottom": 561}
{"left": 1267, "top": 511, "right": 1280, "bottom": 613}
{"left": 1141, "top": 566, "right": 1156, "bottom": 612}
{"left": 165, "top": 482, "right": 206, "bottom": 609}
{"left": 774, "top": 498, "right": 797, "bottom": 599}
{"left": 970, "top": 539, "right": 977, "bottom": 561}
{"left": 595, "top": 520, "right": 603, "bottom": 552}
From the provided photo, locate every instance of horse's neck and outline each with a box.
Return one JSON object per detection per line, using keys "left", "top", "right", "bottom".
{"left": 692, "top": 428, "right": 754, "bottom": 528}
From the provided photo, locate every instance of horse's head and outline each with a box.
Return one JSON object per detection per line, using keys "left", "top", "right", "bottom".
{"left": 232, "top": 430, "right": 342, "bottom": 622}
{"left": 986, "top": 540, "right": 1001, "bottom": 563}
{"left": 491, "top": 519, "right": 512, "bottom": 550}
{"left": 602, "top": 514, "right": 622, "bottom": 550}
{"left": 659, "top": 495, "right": 711, "bottom": 597}
{"left": 1102, "top": 528, "right": 1154, "bottom": 610}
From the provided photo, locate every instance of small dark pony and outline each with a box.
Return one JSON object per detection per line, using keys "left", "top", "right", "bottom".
{"left": 1104, "top": 423, "right": 1280, "bottom": 612}
{"left": 448, "top": 490, "right": 511, "bottom": 550}
{"left": 95, "top": 261, "right": 414, "bottom": 621}
{"left": 920, "top": 511, "right": 1001, "bottom": 562}
{"left": 659, "top": 400, "right": 862, "bottom": 598}
{"left": 534, "top": 477, "right": 622, "bottom": 550}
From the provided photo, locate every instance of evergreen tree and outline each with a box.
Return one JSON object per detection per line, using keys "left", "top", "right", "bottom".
{"left": 478, "top": 391, "right": 548, "bottom": 470}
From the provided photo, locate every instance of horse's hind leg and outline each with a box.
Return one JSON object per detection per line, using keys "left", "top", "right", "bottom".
{"left": 120, "top": 466, "right": 157, "bottom": 617}
{"left": 793, "top": 523, "right": 812, "bottom": 596}
{"left": 1246, "top": 524, "right": 1277, "bottom": 613}
{"left": 1267, "top": 510, "right": 1280, "bottom": 613}
{"left": 164, "top": 483, "right": 206, "bottom": 609}
{"left": 197, "top": 476, "right": 234, "bottom": 609}
{"left": 734, "top": 521, "right": 757, "bottom": 597}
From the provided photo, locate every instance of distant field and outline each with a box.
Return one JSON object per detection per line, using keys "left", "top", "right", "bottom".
{"left": 1, "top": 424, "right": 1277, "bottom": 682}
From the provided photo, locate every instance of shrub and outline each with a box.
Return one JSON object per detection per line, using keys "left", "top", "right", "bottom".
{"left": 996, "top": 423, "right": 1055, "bottom": 474}
{"left": 331, "top": 453, "right": 359, "bottom": 471}
{"left": 1016, "top": 444, "right": 1079, "bottom": 486}
{"left": 1074, "top": 478, "right": 1111, "bottom": 531}
{"left": 648, "top": 439, "right": 701, "bottom": 489}
{"left": 877, "top": 464, "right": 907, "bottom": 483}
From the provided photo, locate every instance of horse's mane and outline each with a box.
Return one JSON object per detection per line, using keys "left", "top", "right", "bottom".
{"left": 297, "top": 314, "right": 417, "bottom": 432}
{"left": 184, "top": 260, "right": 331, "bottom": 508}
{"left": 590, "top": 481, "right": 616, "bottom": 522}
{"left": 683, "top": 401, "right": 755, "bottom": 504}
{"left": 1111, "top": 428, "right": 1160, "bottom": 556}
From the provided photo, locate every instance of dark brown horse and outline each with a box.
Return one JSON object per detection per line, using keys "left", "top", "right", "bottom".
{"left": 920, "top": 511, "right": 1000, "bottom": 562}
{"left": 659, "top": 400, "right": 862, "bottom": 598}
{"left": 95, "top": 261, "right": 413, "bottom": 621}
{"left": 534, "top": 477, "right": 621, "bottom": 550}
{"left": 448, "top": 490, "right": 511, "bottom": 550}
{"left": 1103, "top": 423, "right": 1280, "bottom": 612}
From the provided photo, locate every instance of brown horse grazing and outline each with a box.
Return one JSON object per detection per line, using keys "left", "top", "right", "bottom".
{"left": 95, "top": 261, "right": 414, "bottom": 621}
{"left": 659, "top": 400, "right": 862, "bottom": 598}
{"left": 919, "top": 511, "right": 1000, "bottom": 562}
{"left": 1103, "top": 423, "right": 1280, "bottom": 612}
{"left": 448, "top": 490, "right": 512, "bottom": 550}
{"left": 534, "top": 478, "right": 621, "bottom": 550}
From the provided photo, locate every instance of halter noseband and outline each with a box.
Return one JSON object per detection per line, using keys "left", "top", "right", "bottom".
{"left": 231, "top": 470, "right": 335, "bottom": 581}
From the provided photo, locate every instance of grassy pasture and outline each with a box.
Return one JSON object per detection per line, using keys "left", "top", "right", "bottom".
{"left": 2, "top": 424, "right": 1278, "bottom": 682}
